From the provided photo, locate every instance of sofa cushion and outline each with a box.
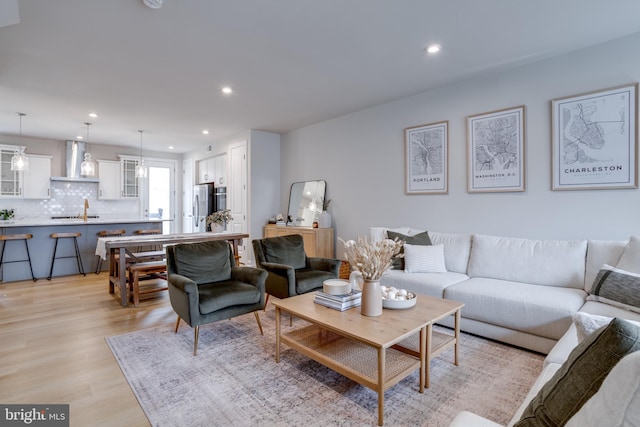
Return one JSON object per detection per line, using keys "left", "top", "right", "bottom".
{"left": 444, "top": 277, "right": 586, "bottom": 340}
{"left": 616, "top": 235, "right": 640, "bottom": 273}
{"left": 467, "top": 234, "right": 587, "bottom": 288}
{"left": 587, "top": 264, "right": 640, "bottom": 314}
{"left": 295, "top": 269, "right": 335, "bottom": 294}
{"left": 173, "top": 240, "right": 231, "bottom": 284}
{"left": 380, "top": 270, "right": 468, "bottom": 299}
{"left": 565, "top": 350, "right": 640, "bottom": 427}
{"left": 585, "top": 239, "right": 626, "bottom": 291}
{"left": 198, "top": 280, "right": 261, "bottom": 314}
{"left": 261, "top": 234, "right": 306, "bottom": 270}
{"left": 427, "top": 231, "right": 472, "bottom": 274}
{"left": 514, "top": 318, "right": 640, "bottom": 427}
{"left": 369, "top": 226, "right": 411, "bottom": 242}
{"left": 403, "top": 243, "right": 446, "bottom": 273}
{"left": 386, "top": 230, "right": 431, "bottom": 269}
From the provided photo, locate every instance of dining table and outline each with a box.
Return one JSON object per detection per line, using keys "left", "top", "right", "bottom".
{"left": 97, "top": 231, "right": 249, "bottom": 307}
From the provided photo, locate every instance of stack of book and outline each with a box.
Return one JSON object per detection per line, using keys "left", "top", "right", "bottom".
{"left": 314, "top": 289, "right": 362, "bottom": 311}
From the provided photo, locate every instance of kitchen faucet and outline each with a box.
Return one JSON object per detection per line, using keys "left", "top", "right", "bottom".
{"left": 83, "top": 199, "right": 89, "bottom": 222}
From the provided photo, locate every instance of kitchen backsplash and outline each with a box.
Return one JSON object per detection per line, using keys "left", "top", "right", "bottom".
{"left": 0, "top": 181, "right": 140, "bottom": 220}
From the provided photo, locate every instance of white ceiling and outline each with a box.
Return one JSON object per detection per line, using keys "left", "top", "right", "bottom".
{"left": 2, "top": 0, "right": 640, "bottom": 154}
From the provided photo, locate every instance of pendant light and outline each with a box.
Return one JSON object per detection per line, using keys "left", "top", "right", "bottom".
{"left": 135, "top": 130, "right": 147, "bottom": 178}
{"left": 80, "top": 122, "right": 96, "bottom": 177}
{"left": 11, "top": 113, "right": 29, "bottom": 172}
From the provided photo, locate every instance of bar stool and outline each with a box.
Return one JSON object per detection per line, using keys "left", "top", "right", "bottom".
{"left": 47, "top": 232, "right": 85, "bottom": 280}
{"left": 0, "top": 233, "right": 36, "bottom": 282}
{"left": 134, "top": 229, "right": 162, "bottom": 252}
{"left": 95, "top": 229, "right": 126, "bottom": 274}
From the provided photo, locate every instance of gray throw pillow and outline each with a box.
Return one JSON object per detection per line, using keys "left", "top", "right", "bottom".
{"left": 386, "top": 230, "right": 432, "bottom": 270}
{"left": 173, "top": 240, "right": 232, "bottom": 284}
{"left": 586, "top": 264, "right": 640, "bottom": 314}
{"left": 514, "top": 317, "right": 640, "bottom": 427}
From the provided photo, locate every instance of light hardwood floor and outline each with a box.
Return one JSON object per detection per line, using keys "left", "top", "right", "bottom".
{"left": 0, "top": 273, "right": 176, "bottom": 427}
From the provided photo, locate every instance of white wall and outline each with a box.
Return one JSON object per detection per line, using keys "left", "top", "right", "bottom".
{"left": 281, "top": 32, "right": 640, "bottom": 256}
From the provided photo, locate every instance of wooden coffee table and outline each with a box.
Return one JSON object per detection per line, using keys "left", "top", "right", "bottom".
{"left": 272, "top": 292, "right": 464, "bottom": 426}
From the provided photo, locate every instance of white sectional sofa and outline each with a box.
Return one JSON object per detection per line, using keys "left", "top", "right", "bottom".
{"left": 371, "top": 227, "right": 640, "bottom": 426}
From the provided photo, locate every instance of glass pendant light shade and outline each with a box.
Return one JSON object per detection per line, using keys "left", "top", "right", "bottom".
{"left": 80, "top": 123, "right": 96, "bottom": 177}
{"left": 81, "top": 153, "right": 96, "bottom": 177}
{"left": 136, "top": 130, "right": 147, "bottom": 178}
{"left": 11, "top": 147, "right": 29, "bottom": 172}
{"left": 11, "top": 113, "right": 29, "bottom": 172}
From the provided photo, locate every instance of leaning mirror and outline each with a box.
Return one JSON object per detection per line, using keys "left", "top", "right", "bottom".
{"left": 287, "top": 180, "right": 326, "bottom": 227}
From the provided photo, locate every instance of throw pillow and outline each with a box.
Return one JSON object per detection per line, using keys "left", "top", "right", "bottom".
{"left": 513, "top": 318, "right": 640, "bottom": 427}
{"left": 386, "top": 230, "right": 432, "bottom": 270}
{"left": 616, "top": 235, "right": 640, "bottom": 273}
{"left": 572, "top": 312, "right": 640, "bottom": 342}
{"left": 404, "top": 243, "right": 447, "bottom": 273}
{"left": 173, "top": 240, "right": 232, "bottom": 284}
{"left": 587, "top": 264, "right": 640, "bottom": 314}
{"left": 565, "top": 350, "right": 640, "bottom": 427}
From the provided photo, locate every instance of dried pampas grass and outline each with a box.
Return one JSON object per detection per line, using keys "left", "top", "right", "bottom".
{"left": 339, "top": 236, "right": 403, "bottom": 280}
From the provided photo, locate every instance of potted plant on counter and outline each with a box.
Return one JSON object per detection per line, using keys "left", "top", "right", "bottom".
{"left": 206, "top": 210, "right": 233, "bottom": 233}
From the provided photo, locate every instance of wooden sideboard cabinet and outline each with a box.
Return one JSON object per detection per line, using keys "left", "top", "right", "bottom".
{"left": 263, "top": 225, "right": 334, "bottom": 258}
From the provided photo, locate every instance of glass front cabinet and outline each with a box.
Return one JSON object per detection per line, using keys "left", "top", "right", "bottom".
{"left": 120, "top": 156, "right": 140, "bottom": 198}
{"left": 0, "top": 145, "right": 23, "bottom": 197}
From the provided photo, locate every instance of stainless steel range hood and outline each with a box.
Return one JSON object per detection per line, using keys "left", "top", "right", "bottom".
{"left": 50, "top": 141, "right": 99, "bottom": 183}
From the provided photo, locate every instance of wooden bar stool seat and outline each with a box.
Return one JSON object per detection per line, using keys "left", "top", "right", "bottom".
{"left": 133, "top": 229, "right": 162, "bottom": 252}
{"left": 48, "top": 232, "right": 85, "bottom": 280}
{"left": 95, "top": 229, "right": 126, "bottom": 274}
{"left": 0, "top": 233, "right": 36, "bottom": 282}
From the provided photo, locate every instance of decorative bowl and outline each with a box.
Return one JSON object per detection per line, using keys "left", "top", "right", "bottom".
{"left": 322, "top": 279, "right": 351, "bottom": 295}
{"left": 382, "top": 293, "right": 417, "bottom": 309}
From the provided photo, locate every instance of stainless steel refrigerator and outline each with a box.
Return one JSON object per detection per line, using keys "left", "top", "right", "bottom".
{"left": 193, "top": 184, "right": 214, "bottom": 232}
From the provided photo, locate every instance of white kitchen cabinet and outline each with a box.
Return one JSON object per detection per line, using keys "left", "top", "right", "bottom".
{"left": 23, "top": 155, "right": 52, "bottom": 199}
{"left": 98, "top": 160, "right": 121, "bottom": 200}
{"left": 198, "top": 154, "right": 227, "bottom": 185}
{"left": 120, "top": 156, "right": 139, "bottom": 198}
{"left": 215, "top": 153, "right": 228, "bottom": 186}
{"left": 0, "top": 145, "right": 22, "bottom": 197}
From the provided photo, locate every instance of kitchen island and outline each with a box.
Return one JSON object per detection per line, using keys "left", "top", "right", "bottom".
{"left": 0, "top": 218, "right": 164, "bottom": 282}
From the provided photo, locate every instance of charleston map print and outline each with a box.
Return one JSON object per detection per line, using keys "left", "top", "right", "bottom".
{"left": 556, "top": 87, "right": 633, "bottom": 188}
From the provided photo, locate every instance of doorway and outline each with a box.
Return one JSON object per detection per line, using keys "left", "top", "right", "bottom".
{"left": 141, "top": 159, "right": 177, "bottom": 234}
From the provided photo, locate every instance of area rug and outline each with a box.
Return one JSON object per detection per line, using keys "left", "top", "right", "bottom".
{"left": 106, "top": 307, "right": 544, "bottom": 427}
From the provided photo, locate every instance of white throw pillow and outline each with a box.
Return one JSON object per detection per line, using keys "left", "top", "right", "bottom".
{"left": 573, "top": 312, "right": 640, "bottom": 342}
{"left": 404, "top": 243, "right": 447, "bottom": 273}
{"left": 616, "top": 235, "right": 640, "bottom": 273}
{"left": 566, "top": 350, "right": 640, "bottom": 427}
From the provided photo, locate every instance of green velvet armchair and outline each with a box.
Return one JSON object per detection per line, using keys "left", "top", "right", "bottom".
{"left": 252, "top": 234, "right": 341, "bottom": 306}
{"left": 167, "top": 240, "right": 267, "bottom": 355}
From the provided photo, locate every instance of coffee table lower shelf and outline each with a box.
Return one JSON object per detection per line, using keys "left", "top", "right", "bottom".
{"left": 281, "top": 324, "right": 421, "bottom": 391}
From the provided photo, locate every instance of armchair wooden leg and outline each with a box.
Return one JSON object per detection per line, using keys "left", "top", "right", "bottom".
{"left": 264, "top": 294, "right": 270, "bottom": 311}
{"left": 174, "top": 315, "right": 181, "bottom": 333}
{"left": 193, "top": 325, "right": 199, "bottom": 356}
{"left": 254, "top": 311, "right": 264, "bottom": 335}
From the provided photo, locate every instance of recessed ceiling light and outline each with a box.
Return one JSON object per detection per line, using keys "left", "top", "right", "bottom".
{"left": 89, "top": 112, "right": 98, "bottom": 118}
{"left": 168, "top": 146, "right": 174, "bottom": 150}
{"left": 202, "top": 130, "right": 209, "bottom": 135}
{"left": 77, "top": 135, "right": 84, "bottom": 140}
{"left": 221, "top": 86, "right": 233, "bottom": 95}
{"left": 426, "top": 44, "right": 441, "bottom": 54}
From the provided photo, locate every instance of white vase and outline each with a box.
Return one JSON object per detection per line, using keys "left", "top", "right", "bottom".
{"left": 318, "top": 211, "right": 331, "bottom": 228}
{"left": 211, "top": 223, "right": 224, "bottom": 233}
{"left": 360, "top": 279, "right": 383, "bottom": 317}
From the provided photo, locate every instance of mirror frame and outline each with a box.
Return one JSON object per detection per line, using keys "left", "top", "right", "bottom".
{"left": 286, "top": 180, "right": 326, "bottom": 227}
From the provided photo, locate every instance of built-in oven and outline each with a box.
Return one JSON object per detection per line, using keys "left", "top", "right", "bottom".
{"left": 214, "top": 186, "right": 227, "bottom": 212}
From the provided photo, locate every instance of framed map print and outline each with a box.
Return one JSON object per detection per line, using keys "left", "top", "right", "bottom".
{"left": 551, "top": 83, "right": 638, "bottom": 190}
{"left": 405, "top": 120, "right": 448, "bottom": 194}
{"left": 467, "top": 106, "right": 526, "bottom": 193}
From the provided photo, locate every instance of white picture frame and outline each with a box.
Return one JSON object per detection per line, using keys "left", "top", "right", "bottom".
{"left": 551, "top": 83, "right": 638, "bottom": 190}
{"left": 467, "top": 106, "right": 526, "bottom": 193}
{"left": 405, "top": 120, "right": 448, "bottom": 194}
